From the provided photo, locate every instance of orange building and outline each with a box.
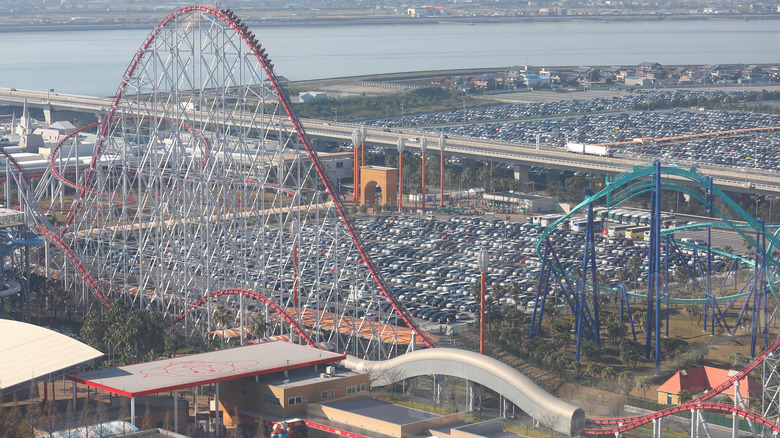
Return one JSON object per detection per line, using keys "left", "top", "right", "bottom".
{"left": 657, "top": 366, "right": 761, "bottom": 405}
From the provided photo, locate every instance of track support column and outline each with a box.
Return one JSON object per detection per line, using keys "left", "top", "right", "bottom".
{"left": 468, "top": 381, "right": 475, "bottom": 412}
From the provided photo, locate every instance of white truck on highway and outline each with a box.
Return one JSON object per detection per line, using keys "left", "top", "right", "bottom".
{"left": 565, "top": 142, "right": 613, "bottom": 157}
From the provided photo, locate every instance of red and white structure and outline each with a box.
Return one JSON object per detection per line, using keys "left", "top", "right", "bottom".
{"left": 26, "top": 5, "right": 436, "bottom": 359}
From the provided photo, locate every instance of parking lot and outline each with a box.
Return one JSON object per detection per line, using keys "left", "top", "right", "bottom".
{"left": 350, "top": 212, "right": 732, "bottom": 332}
{"left": 366, "top": 88, "right": 780, "bottom": 172}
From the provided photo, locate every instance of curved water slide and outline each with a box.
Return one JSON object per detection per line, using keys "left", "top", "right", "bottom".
{"left": 343, "top": 348, "right": 585, "bottom": 436}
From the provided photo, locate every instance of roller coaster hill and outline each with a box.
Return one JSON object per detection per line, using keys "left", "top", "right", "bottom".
{"left": 2, "top": 4, "right": 780, "bottom": 437}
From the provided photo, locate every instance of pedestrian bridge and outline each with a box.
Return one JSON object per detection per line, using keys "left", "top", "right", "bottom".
{"left": 343, "top": 348, "right": 585, "bottom": 436}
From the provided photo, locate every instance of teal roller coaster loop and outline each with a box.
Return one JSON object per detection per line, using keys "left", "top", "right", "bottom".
{"left": 534, "top": 163, "right": 780, "bottom": 304}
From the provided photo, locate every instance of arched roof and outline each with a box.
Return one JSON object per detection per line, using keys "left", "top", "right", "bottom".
{"left": 0, "top": 319, "right": 103, "bottom": 391}
{"left": 343, "top": 348, "right": 585, "bottom": 436}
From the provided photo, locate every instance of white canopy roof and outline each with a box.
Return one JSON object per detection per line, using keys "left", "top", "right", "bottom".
{"left": 0, "top": 319, "right": 103, "bottom": 390}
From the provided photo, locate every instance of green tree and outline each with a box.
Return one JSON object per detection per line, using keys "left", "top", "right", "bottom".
{"left": 164, "top": 328, "right": 184, "bottom": 357}
{"left": 626, "top": 255, "right": 642, "bottom": 290}
{"left": 618, "top": 370, "right": 636, "bottom": 395}
{"left": 606, "top": 321, "right": 628, "bottom": 343}
{"left": 678, "top": 389, "right": 692, "bottom": 404}
{"left": 638, "top": 376, "right": 653, "bottom": 399}
{"left": 674, "top": 265, "right": 691, "bottom": 294}
{"left": 601, "top": 366, "right": 617, "bottom": 383}
{"left": 619, "top": 339, "right": 643, "bottom": 370}
{"left": 632, "top": 310, "right": 648, "bottom": 333}
{"left": 729, "top": 352, "right": 749, "bottom": 369}
{"left": 684, "top": 304, "right": 704, "bottom": 325}
{"left": 111, "top": 308, "right": 165, "bottom": 363}
{"left": 553, "top": 332, "right": 570, "bottom": 352}
{"left": 582, "top": 340, "right": 603, "bottom": 363}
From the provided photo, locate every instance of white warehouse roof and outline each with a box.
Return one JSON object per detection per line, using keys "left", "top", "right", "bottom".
{"left": 0, "top": 319, "right": 103, "bottom": 391}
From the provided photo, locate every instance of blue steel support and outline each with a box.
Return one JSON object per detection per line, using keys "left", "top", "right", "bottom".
{"left": 617, "top": 284, "right": 638, "bottom": 342}
{"left": 708, "top": 226, "right": 714, "bottom": 336}
{"left": 750, "top": 223, "right": 761, "bottom": 357}
{"left": 664, "top": 292, "right": 670, "bottom": 338}
{"left": 535, "top": 267, "right": 553, "bottom": 337}
{"left": 761, "top": 219, "right": 769, "bottom": 351}
{"left": 665, "top": 235, "right": 670, "bottom": 338}
{"left": 529, "top": 241, "right": 550, "bottom": 339}
{"left": 587, "top": 189, "right": 600, "bottom": 345}
{"left": 575, "top": 188, "right": 600, "bottom": 360}
{"left": 666, "top": 238, "right": 702, "bottom": 291}
{"left": 651, "top": 161, "right": 662, "bottom": 374}
{"left": 645, "top": 193, "right": 654, "bottom": 360}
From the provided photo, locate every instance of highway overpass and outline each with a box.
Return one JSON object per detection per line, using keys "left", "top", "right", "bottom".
{"left": 1, "top": 87, "right": 777, "bottom": 195}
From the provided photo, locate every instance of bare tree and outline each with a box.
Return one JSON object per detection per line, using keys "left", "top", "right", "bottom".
{"left": 372, "top": 365, "right": 406, "bottom": 399}
{"left": 141, "top": 401, "right": 153, "bottom": 430}
{"left": 537, "top": 410, "right": 562, "bottom": 438}
{"left": 25, "top": 399, "right": 43, "bottom": 437}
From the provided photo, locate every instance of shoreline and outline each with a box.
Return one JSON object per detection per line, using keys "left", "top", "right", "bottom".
{"left": 0, "top": 13, "right": 778, "bottom": 33}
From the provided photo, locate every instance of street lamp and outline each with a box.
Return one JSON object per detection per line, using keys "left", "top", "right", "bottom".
{"left": 400, "top": 103, "right": 404, "bottom": 126}
{"left": 397, "top": 137, "right": 405, "bottom": 213}
{"left": 352, "top": 128, "right": 362, "bottom": 203}
{"left": 462, "top": 98, "right": 466, "bottom": 127}
{"left": 477, "top": 248, "right": 489, "bottom": 355}
{"left": 420, "top": 137, "right": 428, "bottom": 210}
{"left": 360, "top": 125, "right": 367, "bottom": 168}
{"left": 439, "top": 133, "right": 446, "bottom": 207}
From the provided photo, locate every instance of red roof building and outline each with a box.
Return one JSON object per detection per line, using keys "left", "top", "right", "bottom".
{"left": 656, "top": 366, "right": 761, "bottom": 405}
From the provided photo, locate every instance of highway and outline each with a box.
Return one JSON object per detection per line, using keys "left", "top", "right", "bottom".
{"left": 2, "top": 87, "right": 779, "bottom": 195}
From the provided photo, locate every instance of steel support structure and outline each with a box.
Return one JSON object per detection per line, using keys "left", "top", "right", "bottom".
{"left": 28, "top": 5, "right": 436, "bottom": 359}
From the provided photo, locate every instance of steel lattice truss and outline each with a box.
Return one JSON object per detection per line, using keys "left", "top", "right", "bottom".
{"left": 30, "top": 5, "right": 435, "bottom": 360}
{"left": 764, "top": 352, "right": 780, "bottom": 427}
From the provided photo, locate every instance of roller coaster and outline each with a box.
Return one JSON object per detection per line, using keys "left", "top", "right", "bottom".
{"left": 6, "top": 4, "right": 436, "bottom": 359}
{"left": 523, "top": 161, "right": 780, "bottom": 434}
{"left": 1, "top": 4, "right": 780, "bottom": 436}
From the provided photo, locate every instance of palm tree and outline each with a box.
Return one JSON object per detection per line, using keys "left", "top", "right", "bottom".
{"left": 638, "top": 376, "right": 652, "bottom": 399}
{"left": 212, "top": 305, "right": 234, "bottom": 348}
{"left": 213, "top": 305, "right": 233, "bottom": 329}
{"left": 626, "top": 255, "right": 642, "bottom": 291}
{"left": 507, "top": 281, "right": 521, "bottom": 311}
{"left": 249, "top": 313, "right": 268, "bottom": 340}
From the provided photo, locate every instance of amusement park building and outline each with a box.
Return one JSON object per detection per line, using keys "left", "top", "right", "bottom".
{"left": 656, "top": 366, "right": 761, "bottom": 405}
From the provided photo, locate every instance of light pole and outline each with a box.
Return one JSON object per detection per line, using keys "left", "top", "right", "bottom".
{"left": 332, "top": 107, "right": 338, "bottom": 122}
{"left": 462, "top": 98, "right": 466, "bottom": 127}
{"left": 360, "top": 125, "right": 367, "bottom": 168}
{"left": 400, "top": 103, "right": 404, "bottom": 126}
{"left": 352, "top": 128, "right": 362, "bottom": 203}
{"left": 420, "top": 137, "right": 427, "bottom": 210}
{"left": 477, "top": 248, "right": 489, "bottom": 355}
{"left": 439, "top": 133, "right": 446, "bottom": 207}
{"left": 397, "top": 137, "right": 405, "bottom": 213}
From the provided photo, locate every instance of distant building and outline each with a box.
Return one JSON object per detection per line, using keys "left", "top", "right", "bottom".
{"left": 482, "top": 191, "right": 558, "bottom": 214}
{"left": 407, "top": 6, "right": 443, "bottom": 17}
{"left": 638, "top": 61, "right": 662, "bottom": 71}
{"left": 522, "top": 73, "right": 550, "bottom": 88}
{"left": 657, "top": 366, "right": 761, "bottom": 405}
{"left": 298, "top": 91, "right": 327, "bottom": 102}
{"left": 625, "top": 77, "right": 653, "bottom": 87}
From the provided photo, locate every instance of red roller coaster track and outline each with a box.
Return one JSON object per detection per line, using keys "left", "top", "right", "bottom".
{"left": 171, "top": 288, "right": 318, "bottom": 348}
{"left": 584, "top": 402, "right": 780, "bottom": 436}
{"left": 583, "top": 332, "right": 780, "bottom": 435}
{"left": 35, "top": 225, "right": 110, "bottom": 307}
{"left": 34, "top": 5, "right": 436, "bottom": 349}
